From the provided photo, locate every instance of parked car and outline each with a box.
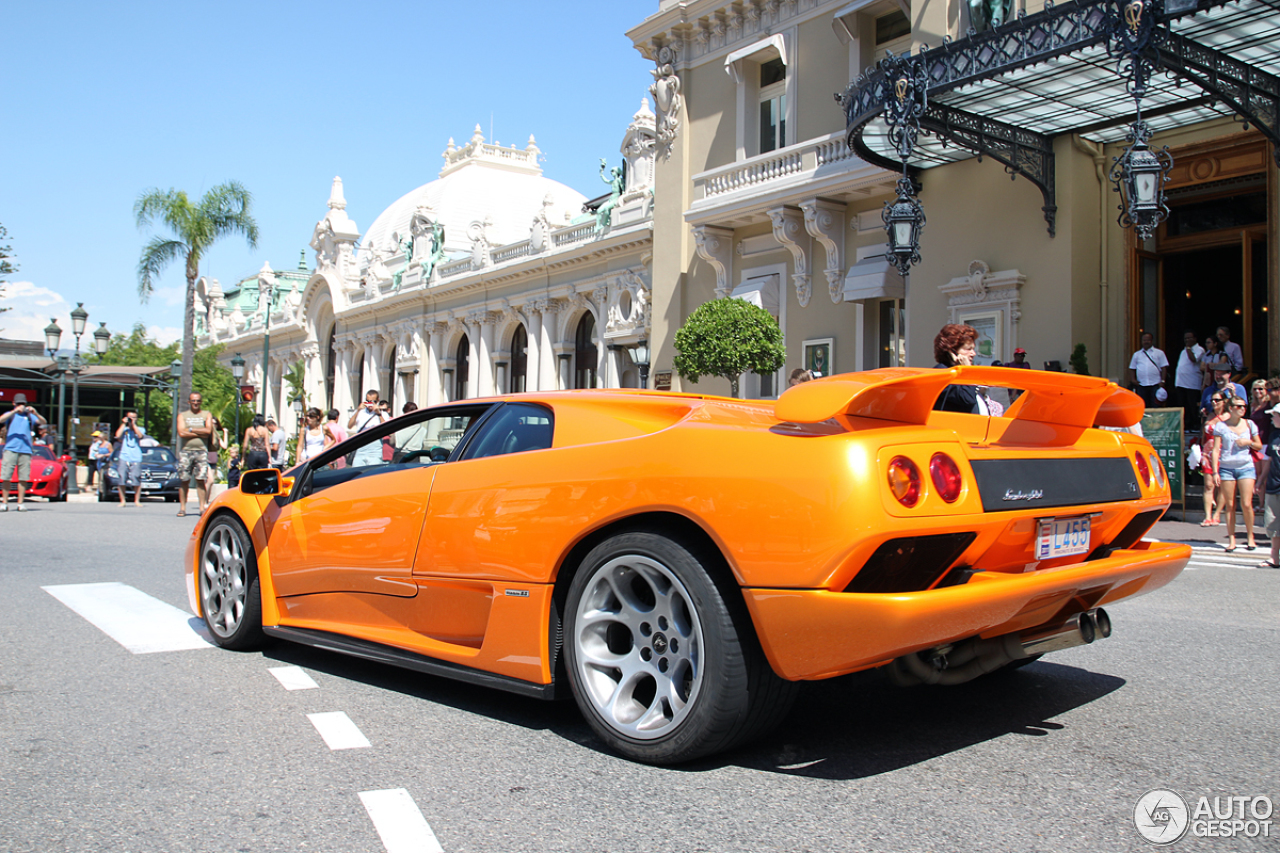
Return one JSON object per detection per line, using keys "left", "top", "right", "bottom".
{"left": 99, "top": 445, "right": 180, "bottom": 502}
{"left": 6, "top": 445, "right": 69, "bottom": 501}
{"left": 185, "top": 367, "right": 1190, "bottom": 764}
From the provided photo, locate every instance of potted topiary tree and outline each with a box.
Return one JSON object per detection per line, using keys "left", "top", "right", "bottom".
{"left": 673, "top": 297, "right": 785, "bottom": 398}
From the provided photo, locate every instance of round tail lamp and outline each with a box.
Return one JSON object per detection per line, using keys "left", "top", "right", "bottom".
{"left": 887, "top": 456, "right": 922, "bottom": 508}
{"left": 929, "top": 453, "right": 963, "bottom": 503}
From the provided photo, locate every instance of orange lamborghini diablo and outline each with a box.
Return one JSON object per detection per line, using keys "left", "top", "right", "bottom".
{"left": 185, "top": 366, "right": 1189, "bottom": 764}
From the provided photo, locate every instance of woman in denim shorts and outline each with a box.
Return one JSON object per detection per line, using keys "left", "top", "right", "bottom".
{"left": 1210, "top": 394, "right": 1261, "bottom": 551}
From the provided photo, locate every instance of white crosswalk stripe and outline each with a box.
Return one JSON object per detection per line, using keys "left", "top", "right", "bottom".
{"left": 43, "top": 582, "right": 215, "bottom": 653}
{"left": 1170, "top": 543, "right": 1279, "bottom": 571}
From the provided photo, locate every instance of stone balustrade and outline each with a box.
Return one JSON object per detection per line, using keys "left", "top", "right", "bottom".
{"left": 692, "top": 131, "right": 868, "bottom": 203}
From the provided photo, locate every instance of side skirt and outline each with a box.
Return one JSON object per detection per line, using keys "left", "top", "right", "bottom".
{"left": 263, "top": 625, "right": 558, "bottom": 700}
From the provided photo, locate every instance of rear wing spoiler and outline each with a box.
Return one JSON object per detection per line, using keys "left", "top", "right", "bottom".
{"left": 774, "top": 367, "right": 1144, "bottom": 428}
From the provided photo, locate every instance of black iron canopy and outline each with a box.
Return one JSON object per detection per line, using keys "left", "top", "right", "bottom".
{"left": 838, "top": 0, "right": 1280, "bottom": 236}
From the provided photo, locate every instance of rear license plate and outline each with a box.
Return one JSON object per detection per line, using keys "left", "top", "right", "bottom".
{"left": 141, "top": 482, "right": 161, "bottom": 490}
{"left": 1036, "top": 517, "right": 1091, "bottom": 559}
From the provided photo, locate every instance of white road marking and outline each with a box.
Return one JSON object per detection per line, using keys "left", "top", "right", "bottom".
{"left": 268, "top": 666, "right": 318, "bottom": 690}
{"left": 307, "top": 711, "right": 371, "bottom": 750}
{"left": 1178, "top": 543, "right": 1280, "bottom": 571}
{"left": 42, "top": 582, "right": 214, "bottom": 654}
{"left": 359, "top": 789, "right": 444, "bottom": 853}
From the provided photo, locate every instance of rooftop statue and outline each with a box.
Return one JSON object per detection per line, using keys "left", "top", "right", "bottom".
{"left": 362, "top": 245, "right": 391, "bottom": 292}
{"left": 390, "top": 232, "right": 413, "bottom": 291}
{"left": 970, "top": 0, "right": 1011, "bottom": 31}
{"left": 595, "top": 158, "right": 627, "bottom": 231}
{"left": 409, "top": 205, "right": 447, "bottom": 281}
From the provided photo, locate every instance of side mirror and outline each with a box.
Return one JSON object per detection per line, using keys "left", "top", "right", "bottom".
{"left": 240, "top": 468, "right": 283, "bottom": 496}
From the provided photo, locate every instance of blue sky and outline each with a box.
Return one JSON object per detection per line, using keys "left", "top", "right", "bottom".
{"left": 3, "top": 1, "right": 654, "bottom": 349}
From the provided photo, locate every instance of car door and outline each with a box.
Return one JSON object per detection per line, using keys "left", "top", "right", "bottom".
{"left": 415, "top": 401, "right": 558, "bottom": 584}
{"left": 266, "top": 404, "right": 491, "bottom": 599}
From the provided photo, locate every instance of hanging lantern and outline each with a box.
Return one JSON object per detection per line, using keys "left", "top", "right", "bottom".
{"left": 1110, "top": 119, "right": 1172, "bottom": 241}
{"left": 883, "top": 175, "right": 925, "bottom": 277}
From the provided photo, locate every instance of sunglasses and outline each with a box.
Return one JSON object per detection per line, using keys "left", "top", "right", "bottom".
{"left": 1230, "top": 403, "right": 1247, "bottom": 409}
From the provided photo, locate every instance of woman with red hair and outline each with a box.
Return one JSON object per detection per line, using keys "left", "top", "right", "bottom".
{"left": 933, "top": 323, "right": 981, "bottom": 413}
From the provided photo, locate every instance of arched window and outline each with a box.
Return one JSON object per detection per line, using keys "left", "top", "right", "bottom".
{"left": 324, "top": 325, "right": 337, "bottom": 410}
{"left": 510, "top": 325, "right": 528, "bottom": 393}
{"left": 574, "top": 313, "right": 597, "bottom": 389}
{"left": 455, "top": 334, "right": 470, "bottom": 400}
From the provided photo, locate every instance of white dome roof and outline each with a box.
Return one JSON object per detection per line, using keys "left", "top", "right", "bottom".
{"left": 361, "top": 127, "right": 587, "bottom": 259}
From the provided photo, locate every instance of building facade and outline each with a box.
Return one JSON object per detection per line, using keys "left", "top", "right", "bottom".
{"left": 204, "top": 0, "right": 1279, "bottom": 421}
{"left": 627, "top": 0, "right": 1278, "bottom": 392}
{"left": 197, "top": 106, "right": 658, "bottom": 423}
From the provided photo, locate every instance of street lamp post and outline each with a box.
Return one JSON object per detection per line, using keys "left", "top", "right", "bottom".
{"left": 43, "top": 319, "right": 65, "bottom": 458}
{"left": 291, "top": 396, "right": 305, "bottom": 465}
{"left": 231, "top": 353, "right": 245, "bottom": 449}
{"left": 66, "top": 303, "right": 89, "bottom": 495}
{"left": 93, "top": 322, "right": 111, "bottom": 361}
{"left": 258, "top": 272, "right": 284, "bottom": 419}
{"left": 625, "top": 339, "right": 651, "bottom": 390}
{"left": 169, "top": 359, "right": 182, "bottom": 456}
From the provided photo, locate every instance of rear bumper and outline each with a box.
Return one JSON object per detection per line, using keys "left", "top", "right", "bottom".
{"left": 743, "top": 539, "right": 1190, "bottom": 680}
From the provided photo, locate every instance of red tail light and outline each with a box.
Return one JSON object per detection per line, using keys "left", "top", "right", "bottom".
{"left": 1134, "top": 452, "right": 1152, "bottom": 487}
{"left": 930, "top": 453, "right": 963, "bottom": 503}
{"left": 888, "top": 456, "right": 922, "bottom": 507}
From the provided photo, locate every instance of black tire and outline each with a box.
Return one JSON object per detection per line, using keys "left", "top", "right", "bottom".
{"left": 562, "top": 531, "right": 797, "bottom": 764}
{"left": 97, "top": 486, "right": 109, "bottom": 502}
{"left": 198, "top": 515, "right": 266, "bottom": 650}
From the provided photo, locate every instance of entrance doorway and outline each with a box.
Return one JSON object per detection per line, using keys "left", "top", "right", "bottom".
{"left": 1133, "top": 162, "right": 1270, "bottom": 380}
{"left": 1152, "top": 232, "right": 1268, "bottom": 377}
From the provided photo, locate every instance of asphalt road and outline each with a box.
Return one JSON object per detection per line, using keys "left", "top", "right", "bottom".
{"left": 2, "top": 500, "right": 1276, "bottom": 852}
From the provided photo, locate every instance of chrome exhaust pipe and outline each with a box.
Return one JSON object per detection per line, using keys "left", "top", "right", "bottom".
{"left": 1094, "top": 607, "right": 1112, "bottom": 638}
{"left": 1020, "top": 610, "right": 1105, "bottom": 656}
{"left": 888, "top": 609, "right": 1114, "bottom": 687}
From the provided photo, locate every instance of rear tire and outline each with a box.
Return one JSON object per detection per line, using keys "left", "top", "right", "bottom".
{"left": 199, "top": 515, "right": 266, "bottom": 650}
{"left": 563, "top": 530, "right": 796, "bottom": 764}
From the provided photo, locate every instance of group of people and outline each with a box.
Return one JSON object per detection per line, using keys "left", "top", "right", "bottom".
{"left": 1196, "top": 377, "right": 1280, "bottom": 566}
{"left": 233, "top": 389, "right": 410, "bottom": 479}
{"left": 1126, "top": 325, "right": 1246, "bottom": 421}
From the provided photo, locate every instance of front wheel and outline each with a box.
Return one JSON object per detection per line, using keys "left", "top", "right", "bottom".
{"left": 199, "top": 515, "right": 266, "bottom": 650}
{"left": 563, "top": 531, "right": 796, "bottom": 764}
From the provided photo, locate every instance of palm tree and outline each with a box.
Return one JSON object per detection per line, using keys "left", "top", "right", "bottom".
{"left": 135, "top": 182, "right": 259, "bottom": 402}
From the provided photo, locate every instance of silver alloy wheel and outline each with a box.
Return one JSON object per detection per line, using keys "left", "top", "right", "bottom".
{"left": 572, "top": 554, "right": 705, "bottom": 740}
{"left": 201, "top": 523, "right": 249, "bottom": 638}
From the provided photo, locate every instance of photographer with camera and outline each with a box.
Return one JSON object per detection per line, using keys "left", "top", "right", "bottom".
{"left": 1, "top": 394, "right": 47, "bottom": 512}
{"left": 114, "top": 410, "right": 145, "bottom": 507}
{"left": 347, "top": 390, "right": 387, "bottom": 468}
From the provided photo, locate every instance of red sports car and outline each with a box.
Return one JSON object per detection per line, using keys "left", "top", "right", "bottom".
{"left": 5, "top": 445, "right": 70, "bottom": 501}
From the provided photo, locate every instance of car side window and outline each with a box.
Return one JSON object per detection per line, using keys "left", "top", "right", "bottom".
{"left": 303, "top": 407, "right": 487, "bottom": 496}
{"left": 459, "top": 403, "right": 554, "bottom": 461}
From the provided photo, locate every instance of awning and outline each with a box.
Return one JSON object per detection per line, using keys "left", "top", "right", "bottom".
{"left": 0, "top": 361, "right": 174, "bottom": 388}
{"left": 843, "top": 255, "right": 906, "bottom": 301}
{"left": 839, "top": 0, "right": 1280, "bottom": 235}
